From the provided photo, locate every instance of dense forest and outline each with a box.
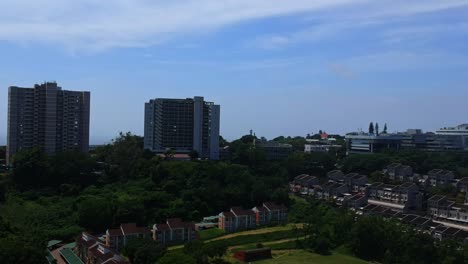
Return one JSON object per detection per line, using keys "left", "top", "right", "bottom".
{"left": 1, "top": 133, "right": 468, "bottom": 263}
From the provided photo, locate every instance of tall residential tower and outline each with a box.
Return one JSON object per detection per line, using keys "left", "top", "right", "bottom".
{"left": 144, "top": 96, "right": 220, "bottom": 160}
{"left": 7, "top": 82, "right": 90, "bottom": 164}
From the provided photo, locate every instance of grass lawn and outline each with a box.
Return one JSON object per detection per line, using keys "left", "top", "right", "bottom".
{"left": 199, "top": 228, "right": 225, "bottom": 241}
{"left": 168, "top": 224, "right": 302, "bottom": 251}
{"left": 208, "top": 224, "right": 302, "bottom": 242}
{"left": 254, "top": 250, "right": 369, "bottom": 264}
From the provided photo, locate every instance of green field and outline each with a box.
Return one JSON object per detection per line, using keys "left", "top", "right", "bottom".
{"left": 199, "top": 228, "right": 225, "bottom": 241}
{"left": 254, "top": 250, "right": 369, "bottom": 264}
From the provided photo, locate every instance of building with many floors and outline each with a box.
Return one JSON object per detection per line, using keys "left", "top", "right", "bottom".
{"left": 144, "top": 96, "right": 220, "bottom": 160}
{"left": 7, "top": 82, "right": 90, "bottom": 165}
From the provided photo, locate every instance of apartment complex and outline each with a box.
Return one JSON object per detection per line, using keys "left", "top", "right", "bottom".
{"left": 219, "top": 202, "right": 288, "bottom": 232}
{"left": 144, "top": 96, "right": 220, "bottom": 160}
{"left": 152, "top": 218, "right": 197, "bottom": 245}
{"left": 7, "top": 82, "right": 90, "bottom": 164}
{"left": 219, "top": 207, "right": 256, "bottom": 232}
{"left": 105, "top": 223, "right": 151, "bottom": 251}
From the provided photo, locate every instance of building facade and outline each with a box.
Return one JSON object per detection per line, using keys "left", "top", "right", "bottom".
{"left": 105, "top": 223, "right": 151, "bottom": 251}
{"left": 152, "top": 218, "right": 197, "bottom": 245}
{"left": 7, "top": 82, "right": 90, "bottom": 164}
{"left": 144, "top": 96, "right": 220, "bottom": 160}
{"left": 218, "top": 207, "right": 256, "bottom": 232}
{"left": 345, "top": 133, "right": 404, "bottom": 154}
{"left": 367, "top": 182, "right": 422, "bottom": 212}
{"left": 254, "top": 140, "right": 293, "bottom": 160}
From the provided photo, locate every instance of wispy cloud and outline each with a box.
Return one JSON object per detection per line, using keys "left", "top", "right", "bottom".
{"left": 248, "top": 0, "right": 468, "bottom": 49}
{"left": 0, "top": 0, "right": 358, "bottom": 51}
{"left": 2, "top": 0, "right": 467, "bottom": 52}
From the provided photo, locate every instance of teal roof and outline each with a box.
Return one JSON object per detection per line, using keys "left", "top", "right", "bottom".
{"left": 47, "top": 240, "right": 62, "bottom": 248}
{"left": 63, "top": 242, "right": 76, "bottom": 249}
{"left": 59, "top": 248, "right": 84, "bottom": 264}
{"left": 46, "top": 250, "right": 56, "bottom": 264}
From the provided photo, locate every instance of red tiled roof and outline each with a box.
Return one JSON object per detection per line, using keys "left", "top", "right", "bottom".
{"left": 167, "top": 218, "right": 195, "bottom": 229}
{"left": 220, "top": 211, "right": 235, "bottom": 218}
{"left": 155, "top": 223, "right": 170, "bottom": 231}
{"left": 89, "top": 245, "right": 114, "bottom": 262}
{"left": 253, "top": 206, "right": 268, "bottom": 212}
{"left": 231, "top": 207, "right": 255, "bottom": 216}
{"left": 107, "top": 228, "right": 123, "bottom": 237}
{"left": 263, "top": 202, "right": 287, "bottom": 211}
{"left": 120, "top": 223, "right": 151, "bottom": 235}
{"left": 77, "top": 232, "right": 99, "bottom": 248}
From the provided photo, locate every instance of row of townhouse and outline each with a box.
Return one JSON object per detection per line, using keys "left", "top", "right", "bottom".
{"left": 106, "top": 223, "right": 152, "bottom": 251}
{"left": 105, "top": 220, "right": 197, "bottom": 251}
{"left": 427, "top": 195, "right": 468, "bottom": 228}
{"left": 359, "top": 204, "right": 468, "bottom": 243}
{"left": 383, "top": 164, "right": 458, "bottom": 188}
{"left": 153, "top": 218, "right": 198, "bottom": 245}
{"left": 367, "top": 182, "right": 423, "bottom": 212}
{"left": 290, "top": 172, "right": 423, "bottom": 213}
{"left": 290, "top": 172, "right": 368, "bottom": 198}
{"left": 218, "top": 202, "right": 288, "bottom": 232}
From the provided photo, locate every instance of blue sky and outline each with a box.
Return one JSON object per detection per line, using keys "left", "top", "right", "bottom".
{"left": 1, "top": 0, "right": 468, "bottom": 144}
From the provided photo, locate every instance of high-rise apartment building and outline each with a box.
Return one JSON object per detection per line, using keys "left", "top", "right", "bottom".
{"left": 144, "top": 96, "right": 220, "bottom": 160}
{"left": 7, "top": 82, "right": 90, "bottom": 164}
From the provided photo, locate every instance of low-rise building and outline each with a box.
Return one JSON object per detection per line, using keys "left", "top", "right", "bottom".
{"left": 327, "top": 170, "right": 345, "bottom": 182}
{"left": 321, "top": 182, "right": 349, "bottom": 201}
{"left": 345, "top": 133, "right": 404, "bottom": 154}
{"left": 289, "top": 174, "right": 319, "bottom": 194}
{"left": 367, "top": 182, "right": 422, "bottom": 212}
{"left": 343, "top": 173, "right": 368, "bottom": 192}
{"left": 427, "top": 195, "right": 468, "bottom": 227}
{"left": 152, "top": 218, "right": 197, "bottom": 245}
{"left": 384, "top": 163, "right": 414, "bottom": 182}
{"left": 426, "top": 169, "right": 455, "bottom": 187}
{"left": 219, "top": 207, "right": 256, "bottom": 232}
{"left": 255, "top": 140, "right": 293, "bottom": 160}
{"left": 105, "top": 223, "right": 151, "bottom": 251}
{"left": 262, "top": 202, "right": 288, "bottom": 223}
{"left": 457, "top": 177, "right": 468, "bottom": 193}
{"left": 344, "top": 194, "right": 367, "bottom": 209}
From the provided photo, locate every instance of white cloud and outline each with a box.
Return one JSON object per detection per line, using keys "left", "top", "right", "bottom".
{"left": 248, "top": 0, "right": 468, "bottom": 49}
{"left": 0, "top": 0, "right": 359, "bottom": 51}
{"left": 2, "top": 0, "right": 467, "bottom": 51}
